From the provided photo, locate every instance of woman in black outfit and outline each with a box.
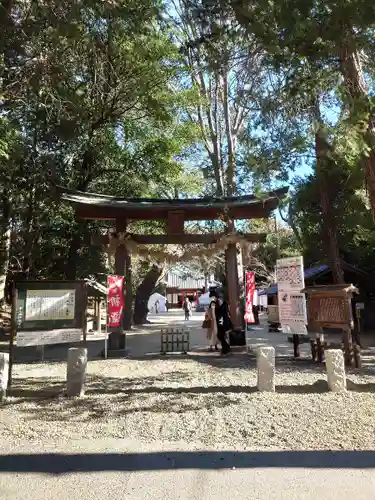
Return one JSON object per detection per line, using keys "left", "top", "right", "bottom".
{"left": 216, "top": 298, "right": 233, "bottom": 355}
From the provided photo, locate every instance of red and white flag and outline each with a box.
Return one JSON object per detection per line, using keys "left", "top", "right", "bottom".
{"left": 107, "top": 275, "right": 125, "bottom": 328}
{"left": 244, "top": 271, "right": 256, "bottom": 324}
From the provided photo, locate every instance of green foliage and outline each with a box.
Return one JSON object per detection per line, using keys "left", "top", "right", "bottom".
{"left": 0, "top": 0, "right": 200, "bottom": 285}
{"left": 185, "top": 0, "right": 375, "bottom": 279}
{"left": 2, "top": 0, "right": 375, "bottom": 299}
{"left": 290, "top": 167, "right": 375, "bottom": 270}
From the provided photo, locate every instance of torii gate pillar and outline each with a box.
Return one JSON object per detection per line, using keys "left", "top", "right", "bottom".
{"left": 108, "top": 218, "right": 132, "bottom": 352}
{"left": 226, "top": 242, "right": 244, "bottom": 330}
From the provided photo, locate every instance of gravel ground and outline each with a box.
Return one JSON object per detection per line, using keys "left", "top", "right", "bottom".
{"left": 1, "top": 351, "right": 375, "bottom": 451}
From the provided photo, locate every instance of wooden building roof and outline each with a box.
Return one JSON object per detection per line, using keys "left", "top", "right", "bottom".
{"left": 59, "top": 186, "right": 288, "bottom": 221}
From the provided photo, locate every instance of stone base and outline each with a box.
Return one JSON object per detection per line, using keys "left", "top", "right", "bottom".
{"left": 287, "top": 335, "right": 310, "bottom": 344}
{"left": 101, "top": 349, "right": 129, "bottom": 359}
{"left": 107, "top": 331, "right": 126, "bottom": 351}
{"left": 230, "top": 345, "right": 247, "bottom": 353}
{"left": 268, "top": 325, "right": 280, "bottom": 332}
{"left": 229, "top": 329, "right": 246, "bottom": 346}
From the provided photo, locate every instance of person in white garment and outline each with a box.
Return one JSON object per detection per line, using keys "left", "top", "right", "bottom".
{"left": 183, "top": 297, "right": 192, "bottom": 320}
{"left": 203, "top": 297, "right": 219, "bottom": 351}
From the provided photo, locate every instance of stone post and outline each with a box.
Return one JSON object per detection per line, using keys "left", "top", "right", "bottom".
{"left": 0, "top": 353, "right": 9, "bottom": 401}
{"left": 67, "top": 347, "right": 87, "bottom": 397}
{"left": 325, "top": 349, "right": 347, "bottom": 392}
{"left": 257, "top": 346, "right": 275, "bottom": 392}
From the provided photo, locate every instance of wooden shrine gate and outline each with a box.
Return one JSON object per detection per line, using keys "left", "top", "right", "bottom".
{"left": 59, "top": 186, "right": 287, "bottom": 355}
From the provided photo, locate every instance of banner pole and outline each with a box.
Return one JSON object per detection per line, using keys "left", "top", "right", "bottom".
{"left": 104, "top": 299, "right": 108, "bottom": 360}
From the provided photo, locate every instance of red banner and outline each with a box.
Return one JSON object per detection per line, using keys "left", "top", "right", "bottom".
{"left": 107, "top": 275, "right": 124, "bottom": 328}
{"left": 244, "top": 271, "right": 255, "bottom": 324}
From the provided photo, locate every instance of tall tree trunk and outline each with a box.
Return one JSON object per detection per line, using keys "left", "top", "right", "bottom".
{"left": 0, "top": 0, "right": 15, "bottom": 84}
{"left": 22, "top": 116, "right": 39, "bottom": 277}
{"left": 65, "top": 148, "right": 95, "bottom": 280}
{"left": 0, "top": 227, "right": 10, "bottom": 303}
{"left": 339, "top": 45, "right": 375, "bottom": 223}
{"left": 314, "top": 101, "right": 344, "bottom": 285}
{"left": 65, "top": 222, "right": 83, "bottom": 280}
{"left": 123, "top": 251, "right": 133, "bottom": 330}
{"left": 222, "top": 72, "right": 236, "bottom": 197}
{"left": 316, "top": 162, "right": 344, "bottom": 284}
{"left": 133, "top": 264, "right": 164, "bottom": 325}
{"left": 21, "top": 189, "right": 37, "bottom": 277}
{"left": 209, "top": 151, "right": 225, "bottom": 196}
{"left": 223, "top": 71, "right": 244, "bottom": 328}
{"left": 0, "top": 207, "right": 11, "bottom": 303}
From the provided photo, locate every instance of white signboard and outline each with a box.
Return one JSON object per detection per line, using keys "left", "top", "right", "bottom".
{"left": 16, "top": 328, "right": 82, "bottom": 347}
{"left": 25, "top": 289, "right": 75, "bottom": 321}
{"left": 276, "top": 256, "right": 307, "bottom": 335}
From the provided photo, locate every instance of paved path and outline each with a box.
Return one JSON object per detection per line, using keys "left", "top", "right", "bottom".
{"left": 126, "top": 309, "right": 209, "bottom": 356}
{"left": 126, "top": 309, "right": 310, "bottom": 358}
{"left": 1, "top": 438, "right": 375, "bottom": 500}
{"left": 8, "top": 309, "right": 307, "bottom": 362}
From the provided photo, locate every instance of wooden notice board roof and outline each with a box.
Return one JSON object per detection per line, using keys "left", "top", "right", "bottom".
{"left": 58, "top": 186, "right": 288, "bottom": 221}
{"left": 301, "top": 284, "right": 359, "bottom": 295}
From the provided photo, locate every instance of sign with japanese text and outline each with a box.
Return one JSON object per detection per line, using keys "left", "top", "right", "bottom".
{"left": 276, "top": 256, "right": 307, "bottom": 335}
{"left": 244, "top": 271, "right": 255, "bottom": 324}
{"left": 15, "top": 281, "right": 86, "bottom": 333}
{"left": 25, "top": 289, "right": 75, "bottom": 321}
{"left": 107, "top": 275, "right": 124, "bottom": 328}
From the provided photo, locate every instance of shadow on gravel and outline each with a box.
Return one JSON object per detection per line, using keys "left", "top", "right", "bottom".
{"left": 274, "top": 378, "right": 375, "bottom": 393}
{"left": 126, "top": 352, "right": 328, "bottom": 374}
{"left": 5, "top": 372, "right": 246, "bottom": 421}
{"left": 7, "top": 379, "right": 66, "bottom": 399}
{"left": 5, "top": 372, "right": 375, "bottom": 427}
{"left": 6, "top": 371, "right": 375, "bottom": 406}
{"left": 3, "top": 378, "right": 375, "bottom": 428}
{"left": 1, "top": 449, "right": 375, "bottom": 474}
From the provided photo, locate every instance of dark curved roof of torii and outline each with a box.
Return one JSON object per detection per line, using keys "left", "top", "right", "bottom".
{"left": 58, "top": 186, "right": 288, "bottom": 221}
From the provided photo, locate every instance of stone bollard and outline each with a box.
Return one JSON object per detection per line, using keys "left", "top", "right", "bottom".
{"left": 0, "top": 353, "right": 9, "bottom": 402}
{"left": 325, "top": 349, "right": 346, "bottom": 392}
{"left": 256, "top": 346, "right": 275, "bottom": 392}
{"left": 67, "top": 347, "right": 87, "bottom": 397}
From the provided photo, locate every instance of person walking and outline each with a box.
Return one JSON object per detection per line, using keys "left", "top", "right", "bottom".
{"left": 203, "top": 297, "right": 219, "bottom": 351}
{"left": 183, "top": 297, "right": 191, "bottom": 321}
{"left": 252, "top": 304, "right": 260, "bottom": 325}
{"left": 216, "top": 297, "right": 233, "bottom": 355}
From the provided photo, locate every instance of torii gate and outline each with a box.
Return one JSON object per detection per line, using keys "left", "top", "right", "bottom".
{"left": 59, "top": 186, "right": 287, "bottom": 351}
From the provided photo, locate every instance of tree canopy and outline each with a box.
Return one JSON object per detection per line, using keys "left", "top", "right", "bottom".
{"left": 2, "top": 0, "right": 375, "bottom": 316}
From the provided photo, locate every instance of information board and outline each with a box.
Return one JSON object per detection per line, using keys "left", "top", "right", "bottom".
{"left": 25, "top": 289, "right": 75, "bottom": 321}
{"left": 16, "top": 328, "right": 82, "bottom": 347}
{"left": 276, "top": 256, "right": 308, "bottom": 335}
{"left": 15, "top": 281, "right": 86, "bottom": 345}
